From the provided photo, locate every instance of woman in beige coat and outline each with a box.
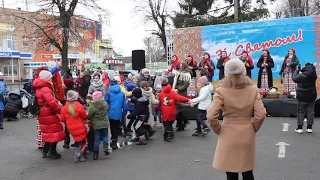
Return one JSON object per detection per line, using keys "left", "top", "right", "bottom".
{"left": 207, "top": 59, "right": 266, "bottom": 180}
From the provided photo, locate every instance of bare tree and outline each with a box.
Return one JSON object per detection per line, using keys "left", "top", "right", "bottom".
{"left": 143, "top": 36, "right": 165, "bottom": 63}
{"left": 1, "top": 0, "right": 105, "bottom": 72}
{"left": 273, "top": 0, "right": 320, "bottom": 18}
{"left": 134, "top": 0, "right": 170, "bottom": 56}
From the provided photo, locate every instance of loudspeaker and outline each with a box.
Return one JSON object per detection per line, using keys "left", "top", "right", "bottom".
{"left": 132, "top": 50, "right": 146, "bottom": 70}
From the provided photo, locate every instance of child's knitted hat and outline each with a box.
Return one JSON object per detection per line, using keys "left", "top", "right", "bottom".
{"left": 132, "top": 88, "right": 142, "bottom": 99}
{"left": 92, "top": 91, "right": 103, "bottom": 99}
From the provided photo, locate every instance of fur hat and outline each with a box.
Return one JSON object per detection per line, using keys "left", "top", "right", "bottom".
{"left": 66, "top": 90, "right": 79, "bottom": 102}
{"left": 197, "top": 76, "right": 208, "bottom": 86}
{"left": 132, "top": 88, "right": 142, "bottom": 98}
{"left": 39, "top": 70, "right": 53, "bottom": 81}
{"left": 92, "top": 91, "right": 103, "bottom": 99}
{"left": 141, "top": 68, "right": 150, "bottom": 74}
{"left": 224, "top": 59, "right": 246, "bottom": 76}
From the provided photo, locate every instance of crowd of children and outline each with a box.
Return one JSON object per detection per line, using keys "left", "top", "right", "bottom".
{"left": 1, "top": 67, "right": 215, "bottom": 163}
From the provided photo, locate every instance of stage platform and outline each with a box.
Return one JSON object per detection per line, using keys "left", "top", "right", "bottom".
{"left": 185, "top": 96, "right": 320, "bottom": 120}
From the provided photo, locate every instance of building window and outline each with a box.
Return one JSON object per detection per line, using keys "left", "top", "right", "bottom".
{"left": 3, "top": 60, "right": 18, "bottom": 77}
{"left": 22, "top": 36, "right": 29, "bottom": 48}
{"left": 2, "top": 34, "right": 17, "bottom": 50}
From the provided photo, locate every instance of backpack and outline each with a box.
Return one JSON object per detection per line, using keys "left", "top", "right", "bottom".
{"left": 29, "top": 95, "right": 39, "bottom": 115}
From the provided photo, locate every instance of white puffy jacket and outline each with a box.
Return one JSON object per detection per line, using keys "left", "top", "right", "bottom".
{"left": 191, "top": 84, "right": 214, "bottom": 110}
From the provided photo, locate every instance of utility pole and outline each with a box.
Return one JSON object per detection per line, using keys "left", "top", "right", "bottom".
{"left": 2, "top": 0, "right": 4, "bottom": 8}
{"left": 234, "top": 0, "right": 239, "bottom": 22}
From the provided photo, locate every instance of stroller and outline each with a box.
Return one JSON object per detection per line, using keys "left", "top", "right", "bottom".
{"left": 20, "top": 88, "right": 34, "bottom": 118}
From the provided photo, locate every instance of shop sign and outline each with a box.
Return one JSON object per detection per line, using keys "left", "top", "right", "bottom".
{"left": 0, "top": 52, "right": 11, "bottom": 57}
{"left": 104, "top": 59, "right": 124, "bottom": 64}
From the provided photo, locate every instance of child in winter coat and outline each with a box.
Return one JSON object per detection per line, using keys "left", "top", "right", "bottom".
{"left": 60, "top": 90, "right": 88, "bottom": 163}
{"left": 125, "top": 76, "right": 138, "bottom": 134}
{"left": 190, "top": 76, "right": 214, "bottom": 136}
{"left": 159, "top": 80, "right": 189, "bottom": 142}
{"left": 104, "top": 80, "right": 127, "bottom": 150}
{"left": 88, "top": 91, "right": 110, "bottom": 160}
{"left": 127, "top": 88, "right": 151, "bottom": 145}
{"left": 152, "top": 85, "right": 163, "bottom": 128}
{"left": 4, "top": 89, "right": 22, "bottom": 121}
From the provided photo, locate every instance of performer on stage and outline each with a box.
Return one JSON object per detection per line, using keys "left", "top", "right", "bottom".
{"left": 279, "top": 48, "right": 299, "bottom": 95}
{"left": 199, "top": 52, "right": 215, "bottom": 82}
{"left": 257, "top": 49, "right": 274, "bottom": 96}
{"left": 167, "top": 55, "right": 181, "bottom": 86}
{"left": 239, "top": 51, "right": 254, "bottom": 78}
{"left": 216, "top": 51, "right": 230, "bottom": 80}
{"left": 185, "top": 54, "right": 198, "bottom": 98}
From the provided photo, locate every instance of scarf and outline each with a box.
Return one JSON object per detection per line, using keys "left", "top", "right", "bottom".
{"left": 92, "top": 73, "right": 103, "bottom": 88}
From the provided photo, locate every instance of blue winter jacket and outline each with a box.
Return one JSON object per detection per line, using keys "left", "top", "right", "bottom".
{"left": 125, "top": 82, "right": 137, "bottom": 112}
{"left": 0, "top": 79, "right": 8, "bottom": 101}
{"left": 104, "top": 85, "right": 127, "bottom": 120}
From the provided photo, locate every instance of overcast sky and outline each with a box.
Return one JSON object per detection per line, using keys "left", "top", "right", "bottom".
{"left": 4, "top": 0, "right": 276, "bottom": 56}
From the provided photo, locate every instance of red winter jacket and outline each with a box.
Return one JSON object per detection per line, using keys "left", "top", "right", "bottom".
{"left": 33, "top": 78, "right": 65, "bottom": 143}
{"left": 75, "top": 77, "right": 83, "bottom": 94}
{"left": 159, "top": 84, "right": 189, "bottom": 122}
{"left": 60, "top": 101, "right": 88, "bottom": 142}
{"left": 102, "top": 72, "right": 110, "bottom": 88}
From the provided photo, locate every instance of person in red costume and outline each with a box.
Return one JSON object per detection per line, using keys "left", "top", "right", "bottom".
{"left": 186, "top": 54, "right": 198, "bottom": 78}
{"left": 33, "top": 70, "right": 65, "bottom": 159}
{"left": 169, "top": 55, "right": 181, "bottom": 74}
{"left": 102, "top": 71, "right": 110, "bottom": 89}
{"left": 199, "top": 52, "right": 215, "bottom": 82}
{"left": 240, "top": 51, "right": 254, "bottom": 78}
{"left": 159, "top": 79, "right": 189, "bottom": 142}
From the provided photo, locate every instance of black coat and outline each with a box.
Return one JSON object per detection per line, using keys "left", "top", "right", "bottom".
{"left": 280, "top": 54, "right": 299, "bottom": 76}
{"left": 257, "top": 55, "right": 274, "bottom": 88}
{"left": 292, "top": 64, "right": 317, "bottom": 102}
{"left": 4, "top": 93, "right": 22, "bottom": 113}
{"left": 81, "top": 75, "right": 91, "bottom": 98}
{"left": 216, "top": 57, "right": 225, "bottom": 80}
{"left": 127, "top": 97, "right": 150, "bottom": 120}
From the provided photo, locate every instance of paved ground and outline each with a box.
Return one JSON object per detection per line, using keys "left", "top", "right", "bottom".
{"left": 0, "top": 117, "right": 320, "bottom": 180}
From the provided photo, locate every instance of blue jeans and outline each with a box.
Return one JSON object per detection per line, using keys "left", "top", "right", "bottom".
{"left": 93, "top": 128, "right": 109, "bottom": 152}
{"left": 152, "top": 110, "right": 162, "bottom": 123}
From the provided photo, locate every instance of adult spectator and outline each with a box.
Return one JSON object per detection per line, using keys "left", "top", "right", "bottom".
{"left": 75, "top": 72, "right": 84, "bottom": 94}
{"left": 33, "top": 70, "right": 65, "bottom": 159}
{"left": 292, "top": 62, "right": 317, "bottom": 133}
{"left": 138, "top": 68, "right": 152, "bottom": 87}
{"left": 172, "top": 62, "right": 192, "bottom": 131}
{"left": 87, "top": 73, "right": 107, "bottom": 96}
{"left": 80, "top": 71, "right": 91, "bottom": 98}
{"left": 207, "top": 59, "right": 266, "bottom": 180}
{"left": 216, "top": 51, "right": 229, "bottom": 80}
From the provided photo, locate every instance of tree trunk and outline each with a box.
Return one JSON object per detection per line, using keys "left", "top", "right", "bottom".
{"left": 60, "top": 11, "right": 71, "bottom": 73}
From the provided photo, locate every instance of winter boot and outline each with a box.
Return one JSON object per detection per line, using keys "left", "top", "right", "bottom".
{"left": 103, "top": 144, "right": 110, "bottom": 156}
{"left": 93, "top": 151, "right": 99, "bottom": 160}
{"left": 71, "top": 142, "right": 79, "bottom": 147}
{"left": 63, "top": 144, "right": 70, "bottom": 149}
{"left": 48, "top": 143, "right": 61, "bottom": 159}
{"left": 164, "top": 131, "right": 172, "bottom": 142}
{"left": 110, "top": 140, "right": 118, "bottom": 150}
{"left": 42, "top": 144, "right": 50, "bottom": 158}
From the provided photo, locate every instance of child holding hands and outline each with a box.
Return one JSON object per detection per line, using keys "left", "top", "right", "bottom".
{"left": 60, "top": 90, "right": 88, "bottom": 163}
